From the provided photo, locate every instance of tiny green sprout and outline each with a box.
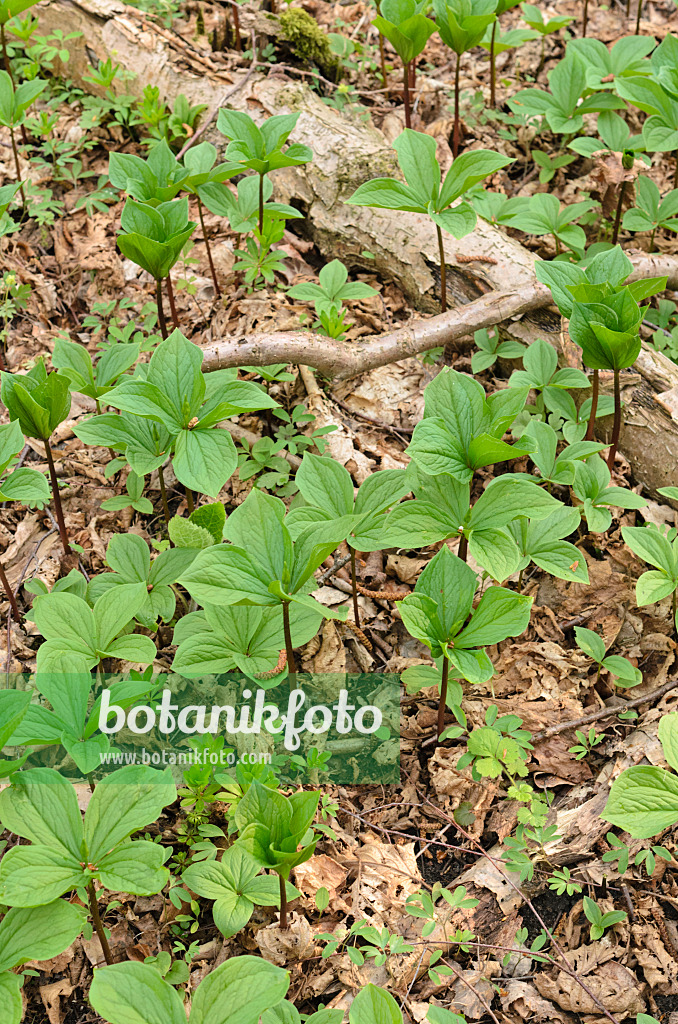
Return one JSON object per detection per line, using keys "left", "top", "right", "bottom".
{"left": 548, "top": 866, "right": 582, "bottom": 896}
{"left": 574, "top": 625, "right": 642, "bottom": 688}
{"left": 216, "top": 109, "right": 312, "bottom": 234}
{"left": 471, "top": 327, "right": 525, "bottom": 374}
{"left": 288, "top": 259, "right": 378, "bottom": 329}
{"left": 315, "top": 886, "right": 330, "bottom": 913}
{"left": 101, "top": 469, "right": 153, "bottom": 515}
{"left": 622, "top": 522, "right": 678, "bottom": 630}
{"left": 569, "top": 727, "right": 605, "bottom": 760}
{"left": 348, "top": 129, "right": 510, "bottom": 311}
{"left": 530, "top": 149, "right": 577, "bottom": 185}
{"left": 634, "top": 844, "right": 672, "bottom": 877}
{"left": 623, "top": 176, "right": 678, "bottom": 248}
{"left": 582, "top": 896, "right": 627, "bottom": 942}
{"left": 519, "top": 3, "right": 572, "bottom": 66}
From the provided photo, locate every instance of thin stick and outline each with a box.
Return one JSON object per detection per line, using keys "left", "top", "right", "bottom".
{"left": 156, "top": 279, "right": 168, "bottom": 339}
{"left": 166, "top": 275, "right": 180, "bottom": 329}
{"left": 532, "top": 676, "right": 678, "bottom": 741}
{"left": 44, "top": 443, "right": 71, "bottom": 554}
{"left": 0, "top": 559, "right": 19, "bottom": 621}
{"left": 489, "top": 20, "right": 498, "bottom": 107}
{"left": 607, "top": 368, "right": 621, "bottom": 470}
{"left": 436, "top": 223, "right": 447, "bottom": 313}
{"left": 403, "top": 61, "right": 411, "bottom": 129}
{"left": 87, "top": 881, "right": 114, "bottom": 966}
{"left": 350, "top": 547, "right": 361, "bottom": 630}
{"left": 158, "top": 464, "right": 171, "bottom": 524}
{"left": 585, "top": 368, "right": 599, "bottom": 440}
{"left": 452, "top": 53, "right": 461, "bottom": 158}
{"left": 197, "top": 196, "right": 220, "bottom": 297}
{"left": 437, "top": 657, "right": 449, "bottom": 739}
{"left": 612, "top": 179, "right": 627, "bottom": 245}
{"left": 278, "top": 873, "right": 288, "bottom": 929}
{"left": 282, "top": 601, "right": 297, "bottom": 684}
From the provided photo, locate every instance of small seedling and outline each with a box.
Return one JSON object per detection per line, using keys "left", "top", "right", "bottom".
{"left": 582, "top": 896, "right": 627, "bottom": 941}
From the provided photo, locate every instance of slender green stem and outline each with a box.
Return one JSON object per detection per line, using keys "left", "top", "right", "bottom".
{"left": 44, "top": 442, "right": 72, "bottom": 554}
{"left": 0, "top": 559, "right": 19, "bottom": 621}
{"left": 437, "top": 657, "right": 449, "bottom": 740}
{"left": 197, "top": 196, "right": 220, "bottom": 298}
{"left": 585, "top": 368, "right": 599, "bottom": 441}
{"left": 378, "top": 31, "right": 388, "bottom": 90}
{"left": 156, "top": 279, "right": 168, "bottom": 339}
{"left": 403, "top": 60, "right": 411, "bottom": 129}
{"left": 278, "top": 873, "right": 288, "bottom": 929}
{"left": 452, "top": 53, "right": 461, "bottom": 158}
{"left": 158, "top": 464, "right": 171, "bottom": 524}
{"left": 489, "top": 20, "right": 497, "bottom": 107}
{"left": 436, "top": 223, "right": 447, "bottom": 313}
{"left": 87, "top": 880, "right": 114, "bottom": 965}
{"left": 166, "top": 275, "right": 180, "bottom": 329}
{"left": 350, "top": 547, "right": 361, "bottom": 631}
{"left": 282, "top": 601, "right": 297, "bottom": 686}
{"left": 606, "top": 368, "right": 621, "bottom": 471}
{"left": 611, "top": 179, "right": 627, "bottom": 245}
{"left": 258, "top": 173, "right": 265, "bottom": 236}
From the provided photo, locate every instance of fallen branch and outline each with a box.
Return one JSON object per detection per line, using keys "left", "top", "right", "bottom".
{"left": 202, "top": 254, "right": 678, "bottom": 381}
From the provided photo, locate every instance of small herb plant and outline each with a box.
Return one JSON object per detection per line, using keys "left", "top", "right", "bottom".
{"left": 574, "top": 625, "right": 642, "bottom": 687}
{"left": 0, "top": 765, "right": 175, "bottom": 963}
{"left": 604, "top": 711, "right": 678, "bottom": 837}
{"left": 398, "top": 545, "right": 532, "bottom": 737}
{"left": 288, "top": 259, "right": 378, "bottom": 339}
{"left": 622, "top": 522, "right": 678, "bottom": 630}
{"left": 348, "top": 129, "right": 510, "bottom": 311}
{"left": 582, "top": 896, "right": 627, "bottom": 941}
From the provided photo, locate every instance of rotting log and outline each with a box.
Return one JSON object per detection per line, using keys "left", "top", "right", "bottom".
{"left": 34, "top": 0, "right": 678, "bottom": 496}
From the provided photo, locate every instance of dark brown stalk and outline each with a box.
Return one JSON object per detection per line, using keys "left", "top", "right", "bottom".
{"left": 197, "top": 196, "right": 220, "bottom": 298}
{"left": 282, "top": 601, "right": 297, "bottom": 686}
{"left": 489, "top": 21, "right": 497, "bottom": 107}
{"left": 350, "top": 547, "right": 361, "bottom": 630}
{"left": 436, "top": 657, "right": 449, "bottom": 739}
{"left": 278, "top": 873, "right": 288, "bottom": 929}
{"left": 185, "top": 486, "right": 194, "bottom": 514}
{"left": 87, "top": 881, "right": 114, "bottom": 965}
{"left": 44, "top": 442, "right": 72, "bottom": 554}
{"left": 585, "top": 368, "right": 599, "bottom": 441}
{"left": 258, "top": 172, "right": 264, "bottom": 236}
{"left": 582, "top": 0, "right": 589, "bottom": 35}
{"left": 1, "top": 26, "right": 27, "bottom": 147}
{"left": 0, "top": 559, "right": 19, "bottom": 621}
{"left": 606, "top": 368, "right": 621, "bottom": 471}
{"left": 612, "top": 179, "right": 627, "bottom": 245}
{"left": 166, "top": 275, "right": 180, "bottom": 329}
{"left": 403, "top": 61, "right": 411, "bottom": 129}
{"left": 674, "top": 154, "right": 678, "bottom": 190}
{"left": 458, "top": 534, "right": 468, "bottom": 561}
{"left": 436, "top": 224, "right": 447, "bottom": 313}
{"left": 634, "top": 0, "right": 642, "bottom": 33}
{"left": 452, "top": 53, "right": 461, "bottom": 158}
{"left": 8, "top": 125, "right": 25, "bottom": 209}
{"left": 156, "top": 279, "right": 168, "bottom": 339}
{"left": 673, "top": 589, "right": 677, "bottom": 635}
{"left": 158, "top": 464, "right": 171, "bottom": 524}
{"left": 232, "top": 0, "right": 241, "bottom": 50}
{"left": 378, "top": 32, "right": 388, "bottom": 90}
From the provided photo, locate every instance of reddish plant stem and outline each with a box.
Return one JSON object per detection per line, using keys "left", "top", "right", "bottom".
{"left": 458, "top": 533, "right": 468, "bottom": 561}
{"left": 489, "top": 20, "right": 497, "bottom": 107}
{"left": 403, "top": 61, "right": 411, "bottom": 129}
{"left": 232, "top": 0, "right": 241, "bottom": 49}
{"left": 452, "top": 53, "right": 461, "bottom": 158}
{"left": 585, "top": 368, "right": 599, "bottom": 441}
{"left": 350, "top": 547, "right": 361, "bottom": 630}
{"left": 166, "top": 275, "right": 180, "bottom": 329}
{"left": 436, "top": 657, "right": 449, "bottom": 739}
{"left": 378, "top": 32, "right": 388, "bottom": 90}
{"left": 0, "top": 559, "right": 19, "bottom": 621}
{"left": 611, "top": 179, "right": 627, "bottom": 245}
{"left": 185, "top": 486, "right": 194, "bottom": 514}
{"left": 156, "top": 279, "right": 168, "bottom": 339}
{"left": 44, "top": 442, "right": 72, "bottom": 554}
{"left": 87, "top": 881, "right": 114, "bottom": 965}
{"left": 158, "top": 464, "right": 171, "bottom": 524}
{"left": 634, "top": 0, "right": 642, "bottom": 33}
{"left": 282, "top": 601, "right": 297, "bottom": 685}
{"left": 436, "top": 224, "right": 447, "bottom": 313}
{"left": 607, "top": 368, "right": 621, "bottom": 471}
{"left": 582, "top": 0, "right": 589, "bottom": 35}
{"left": 278, "top": 873, "right": 288, "bottom": 929}
{"left": 9, "top": 125, "right": 25, "bottom": 210}
{"left": 197, "top": 196, "right": 220, "bottom": 297}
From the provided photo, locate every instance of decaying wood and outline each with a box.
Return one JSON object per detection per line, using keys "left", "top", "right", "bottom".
{"left": 39, "top": 0, "right": 678, "bottom": 495}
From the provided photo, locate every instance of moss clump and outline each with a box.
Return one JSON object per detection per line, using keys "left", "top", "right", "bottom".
{"left": 278, "top": 9, "right": 341, "bottom": 83}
